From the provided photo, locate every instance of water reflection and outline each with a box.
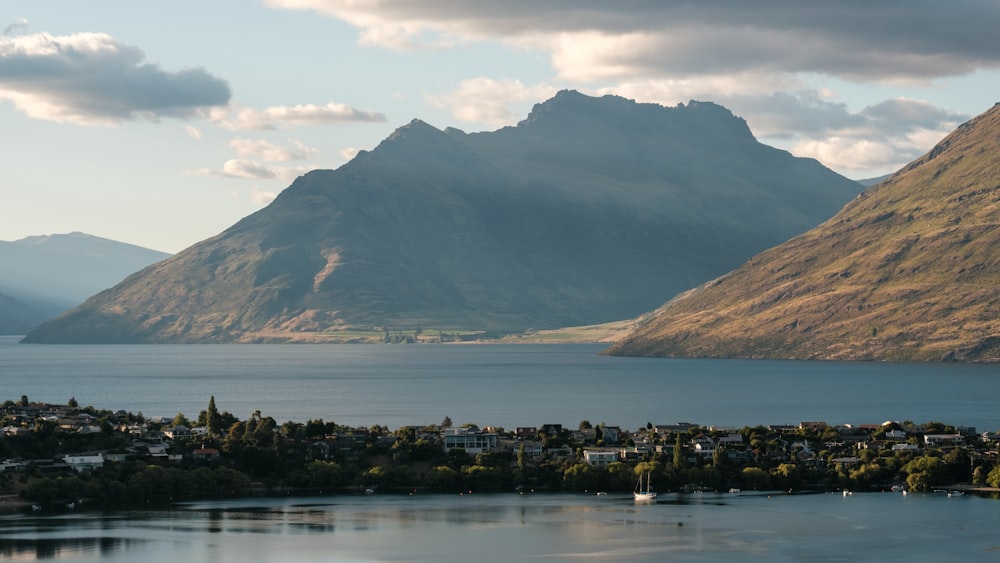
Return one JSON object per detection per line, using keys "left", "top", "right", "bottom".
{"left": 2, "top": 492, "right": 998, "bottom": 562}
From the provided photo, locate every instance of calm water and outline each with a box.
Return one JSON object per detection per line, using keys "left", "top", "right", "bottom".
{"left": 3, "top": 339, "right": 1000, "bottom": 561}
{"left": 2, "top": 337, "right": 999, "bottom": 431}
{"left": 2, "top": 491, "right": 999, "bottom": 562}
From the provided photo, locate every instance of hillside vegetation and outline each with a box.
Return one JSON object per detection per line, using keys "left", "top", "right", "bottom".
{"left": 608, "top": 103, "right": 1000, "bottom": 362}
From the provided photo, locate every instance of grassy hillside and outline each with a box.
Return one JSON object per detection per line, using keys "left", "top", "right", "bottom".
{"left": 607, "top": 103, "right": 1000, "bottom": 362}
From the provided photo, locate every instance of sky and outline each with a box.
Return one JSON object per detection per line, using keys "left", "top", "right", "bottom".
{"left": 2, "top": 1, "right": 999, "bottom": 254}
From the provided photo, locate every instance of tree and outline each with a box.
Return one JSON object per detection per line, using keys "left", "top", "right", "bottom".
{"left": 17, "top": 395, "right": 28, "bottom": 407}
{"left": 579, "top": 420, "right": 592, "bottom": 430}
{"left": 67, "top": 397, "right": 78, "bottom": 408}
{"left": 172, "top": 412, "right": 190, "bottom": 427}
{"left": 673, "top": 433, "right": 686, "bottom": 469}
{"left": 441, "top": 416, "right": 452, "bottom": 428}
{"left": 205, "top": 396, "right": 222, "bottom": 436}
{"left": 986, "top": 465, "right": 1000, "bottom": 489}
{"left": 902, "top": 456, "right": 948, "bottom": 492}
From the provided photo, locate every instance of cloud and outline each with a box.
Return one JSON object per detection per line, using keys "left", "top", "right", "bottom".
{"left": 426, "top": 77, "right": 557, "bottom": 127}
{"left": 215, "top": 102, "right": 386, "bottom": 130}
{"left": 219, "top": 159, "right": 277, "bottom": 180}
{"left": 185, "top": 125, "right": 203, "bottom": 140}
{"left": 0, "top": 30, "right": 230, "bottom": 125}
{"left": 229, "top": 138, "right": 317, "bottom": 162}
{"left": 4, "top": 18, "right": 28, "bottom": 37}
{"left": 187, "top": 160, "right": 311, "bottom": 183}
{"left": 251, "top": 189, "right": 278, "bottom": 206}
{"left": 266, "top": 1, "right": 1000, "bottom": 82}
{"left": 340, "top": 146, "right": 361, "bottom": 161}
{"left": 594, "top": 78, "right": 967, "bottom": 175}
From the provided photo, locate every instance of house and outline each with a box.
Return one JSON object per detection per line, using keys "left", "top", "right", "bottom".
{"left": 540, "top": 424, "right": 563, "bottom": 436}
{"left": 582, "top": 449, "right": 619, "bottom": 467}
{"left": 516, "top": 427, "right": 537, "bottom": 438}
{"left": 2, "top": 425, "right": 31, "bottom": 437}
{"left": 192, "top": 447, "right": 220, "bottom": 460}
{"left": 885, "top": 429, "right": 907, "bottom": 440}
{"left": 63, "top": 454, "right": 104, "bottom": 473}
{"left": 691, "top": 435, "right": 716, "bottom": 458}
{"left": 442, "top": 427, "right": 498, "bottom": 454}
{"left": 0, "top": 459, "right": 28, "bottom": 472}
{"left": 924, "top": 434, "right": 963, "bottom": 447}
{"left": 519, "top": 441, "right": 544, "bottom": 459}
{"left": 571, "top": 428, "right": 597, "bottom": 444}
{"left": 655, "top": 422, "right": 698, "bottom": 434}
{"left": 892, "top": 443, "right": 919, "bottom": 452}
{"left": 601, "top": 426, "right": 623, "bottom": 444}
{"left": 717, "top": 433, "right": 745, "bottom": 447}
{"left": 163, "top": 425, "right": 192, "bottom": 439}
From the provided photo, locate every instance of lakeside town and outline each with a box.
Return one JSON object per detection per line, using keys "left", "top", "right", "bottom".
{"left": 2, "top": 395, "right": 1000, "bottom": 513}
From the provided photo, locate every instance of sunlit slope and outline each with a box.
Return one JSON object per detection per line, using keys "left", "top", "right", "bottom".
{"left": 608, "top": 103, "right": 1000, "bottom": 362}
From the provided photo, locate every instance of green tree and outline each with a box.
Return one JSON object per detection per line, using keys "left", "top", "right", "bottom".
{"left": 305, "top": 461, "right": 346, "bottom": 490}
{"left": 673, "top": 433, "right": 686, "bottom": 469}
{"left": 739, "top": 467, "right": 771, "bottom": 490}
{"left": 426, "top": 466, "right": 459, "bottom": 492}
{"left": 986, "top": 465, "right": 1000, "bottom": 488}
{"left": 205, "top": 396, "right": 222, "bottom": 436}
{"left": 902, "top": 456, "right": 948, "bottom": 492}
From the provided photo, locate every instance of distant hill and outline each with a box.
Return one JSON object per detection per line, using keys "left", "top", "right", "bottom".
{"left": 24, "top": 90, "right": 862, "bottom": 344}
{"left": 0, "top": 232, "right": 170, "bottom": 327}
{"left": 0, "top": 289, "right": 44, "bottom": 335}
{"left": 607, "top": 102, "right": 1000, "bottom": 362}
{"left": 858, "top": 174, "right": 893, "bottom": 187}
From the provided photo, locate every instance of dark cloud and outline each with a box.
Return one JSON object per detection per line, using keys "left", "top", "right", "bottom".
{"left": 0, "top": 31, "right": 230, "bottom": 124}
{"left": 271, "top": 0, "right": 1000, "bottom": 80}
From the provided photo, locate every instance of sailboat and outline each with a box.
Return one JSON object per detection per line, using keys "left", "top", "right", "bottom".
{"left": 633, "top": 472, "right": 657, "bottom": 501}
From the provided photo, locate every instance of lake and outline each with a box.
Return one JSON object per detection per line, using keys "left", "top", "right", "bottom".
{"left": 1, "top": 338, "right": 999, "bottom": 432}
{"left": 2, "top": 340, "right": 1000, "bottom": 561}
{"left": 3, "top": 491, "right": 999, "bottom": 562}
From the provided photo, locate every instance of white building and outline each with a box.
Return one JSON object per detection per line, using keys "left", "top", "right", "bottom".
{"left": 63, "top": 454, "right": 104, "bottom": 473}
{"left": 582, "top": 449, "right": 619, "bottom": 467}
{"left": 442, "top": 427, "right": 497, "bottom": 454}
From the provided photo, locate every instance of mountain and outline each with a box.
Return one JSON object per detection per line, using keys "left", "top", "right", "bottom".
{"left": 858, "top": 173, "right": 893, "bottom": 187}
{"left": 0, "top": 289, "right": 45, "bottom": 334}
{"left": 0, "top": 232, "right": 171, "bottom": 322}
{"left": 23, "top": 90, "right": 863, "bottom": 344}
{"left": 606, "top": 103, "right": 1000, "bottom": 362}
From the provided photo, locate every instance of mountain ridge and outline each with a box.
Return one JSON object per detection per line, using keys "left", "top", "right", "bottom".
{"left": 23, "top": 91, "right": 863, "bottom": 344}
{"left": 0, "top": 232, "right": 171, "bottom": 328}
{"left": 606, "top": 102, "right": 1000, "bottom": 362}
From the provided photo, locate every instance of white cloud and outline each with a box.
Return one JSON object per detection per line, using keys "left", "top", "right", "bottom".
{"left": 4, "top": 18, "right": 28, "bottom": 37}
{"left": 220, "top": 159, "right": 277, "bottom": 180}
{"left": 0, "top": 30, "right": 230, "bottom": 125}
{"left": 187, "top": 160, "right": 311, "bottom": 183}
{"left": 185, "top": 125, "right": 203, "bottom": 140}
{"left": 340, "top": 146, "right": 361, "bottom": 161}
{"left": 215, "top": 102, "right": 386, "bottom": 130}
{"left": 251, "top": 189, "right": 278, "bottom": 206}
{"left": 427, "top": 77, "right": 557, "bottom": 127}
{"left": 229, "top": 138, "right": 317, "bottom": 162}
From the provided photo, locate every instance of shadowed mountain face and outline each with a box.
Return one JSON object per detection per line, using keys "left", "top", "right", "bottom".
{"left": 24, "top": 91, "right": 862, "bottom": 343}
{"left": 0, "top": 232, "right": 171, "bottom": 334}
{"left": 0, "top": 290, "right": 44, "bottom": 335}
{"left": 607, "top": 102, "right": 1000, "bottom": 362}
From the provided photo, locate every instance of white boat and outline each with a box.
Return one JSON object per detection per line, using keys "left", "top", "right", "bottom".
{"left": 633, "top": 472, "right": 657, "bottom": 501}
